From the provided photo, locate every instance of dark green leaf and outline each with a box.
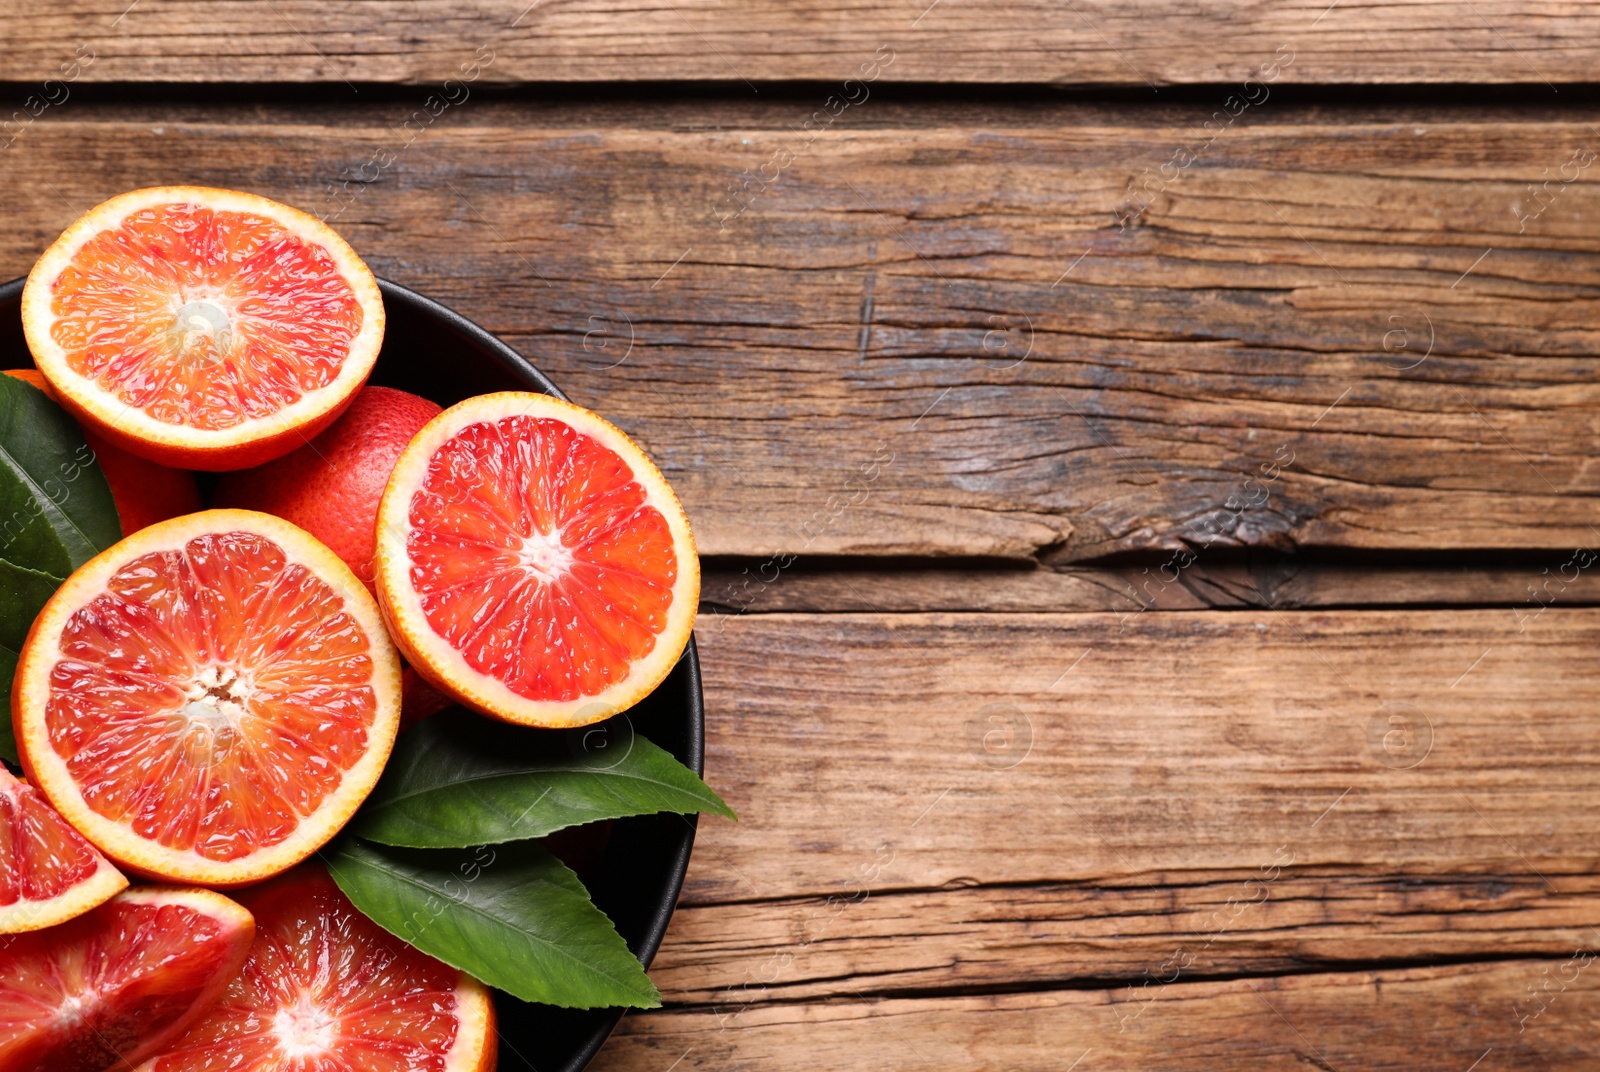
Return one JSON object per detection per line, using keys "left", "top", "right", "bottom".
{"left": 351, "top": 708, "right": 735, "bottom": 849}
{"left": 0, "top": 375, "right": 121, "bottom": 575}
{"left": 0, "top": 557, "right": 66, "bottom": 764}
{"left": 0, "top": 375, "right": 121, "bottom": 755}
{"left": 325, "top": 837, "right": 661, "bottom": 1009}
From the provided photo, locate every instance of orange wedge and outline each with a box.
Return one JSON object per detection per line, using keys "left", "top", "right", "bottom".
{"left": 0, "top": 887, "right": 254, "bottom": 1071}
{"left": 0, "top": 765, "right": 126, "bottom": 933}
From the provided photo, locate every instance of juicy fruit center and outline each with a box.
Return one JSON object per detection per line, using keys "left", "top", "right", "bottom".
{"left": 53, "top": 992, "right": 93, "bottom": 1026}
{"left": 407, "top": 414, "right": 679, "bottom": 703}
{"left": 47, "top": 202, "right": 365, "bottom": 431}
{"left": 167, "top": 299, "right": 235, "bottom": 366}
{"left": 519, "top": 525, "right": 574, "bottom": 582}
{"left": 43, "top": 530, "right": 379, "bottom": 862}
{"left": 172, "top": 665, "right": 251, "bottom": 767}
{"left": 274, "top": 996, "right": 335, "bottom": 1058}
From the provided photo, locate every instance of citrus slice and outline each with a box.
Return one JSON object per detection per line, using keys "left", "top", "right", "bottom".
{"left": 375, "top": 392, "right": 699, "bottom": 729}
{"left": 136, "top": 866, "right": 496, "bottom": 1072}
{"left": 0, "top": 765, "right": 127, "bottom": 933}
{"left": 0, "top": 886, "right": 254, "bottom": 1072}
{"left": 13, "top": 509, "right": 402, "bottom": 886}
{"left": 21, "top": 186, "right": 385, "bottom": 471}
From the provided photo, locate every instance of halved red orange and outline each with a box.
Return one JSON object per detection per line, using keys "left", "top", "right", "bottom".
{"left": 137, "top": 866, "right": 495, "bottom": 1072}
{"left": 13, "top": 510, "right": 401, "bottom": 887}
{"left": 21, "top": 187, "right": 384, "bottom": 471}
{"left": 0, "top": 886, "right": 254, "bottom": 1072}
{"left": 375, "top": 392, "right": 699, "bottom": 729}
{"left": 0, "top": 765, "right": 126, "bottom": 933}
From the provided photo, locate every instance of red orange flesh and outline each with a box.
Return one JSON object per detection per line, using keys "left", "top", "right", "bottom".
{"left": 137, "top": 867, "right": 495, "bottom": 1072}
{"left": 13, "top": 510, "right": 401, "bottom": 886}
{"left": 0, "top": 887, "right": 254, "bottom": 1072}
{"left": 376, "top": 392, "right": 699, "bottom": 729}
{"left": 21, "top": 187, "right": 384, "bottom": 470}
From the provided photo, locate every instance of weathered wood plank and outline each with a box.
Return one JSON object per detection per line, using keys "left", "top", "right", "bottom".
{"left": 2, "top": 109, "right": 1599, "bottom": 559}
{"left": 652, "top": 601, "right": 1600, "bottom": 1065}
{"left": 2, "top": 2, "right": 1595, "bottom": 86}
{"left": 650, "top": 871, "right": 1600, "bottom": 1003}
{"left": 686, "top": 608, "right": 1600, "bottom": 901}
{"left": 595, "top": 961, "right": 1600, "bottom": 1071}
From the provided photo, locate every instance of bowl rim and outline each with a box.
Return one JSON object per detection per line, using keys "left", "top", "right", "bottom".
{"left": 0, "top": 272, "right": 703, "bottom": 1072}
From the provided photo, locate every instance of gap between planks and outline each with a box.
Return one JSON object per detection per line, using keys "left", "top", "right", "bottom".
{"left": 700, "top": 556, "right": 1600, "bottom": 616}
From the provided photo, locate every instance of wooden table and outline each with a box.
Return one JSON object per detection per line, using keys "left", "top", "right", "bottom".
{"left": 6, "top": 4, "right": 1600, "bottom": 1067}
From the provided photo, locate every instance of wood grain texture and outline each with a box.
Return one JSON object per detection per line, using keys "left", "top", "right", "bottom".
{"left": 0, "top": 70, "right": 1586, "bottom": 1072}
{"left": 1, "top": 2, "right": 1595, "bottom": 85}
{"left": 1, "top": 105, "right": 1597, "bottom": 561}
{"left": 641, "top": 603, "right": 1600, "bottom": 1061}
{"left": 649, "top": 602, "right": 1600, "bottom": 1069}
{"left": 686, "top": 608, "right": 1600, "bottom": 902}
{"left": 651, "top": 871, "right": 1600, "bottom": 1003}
{"left": 594, "top": 961, "right": 1600, "bottom": 1071}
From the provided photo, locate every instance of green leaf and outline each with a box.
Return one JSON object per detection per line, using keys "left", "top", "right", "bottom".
{"left": 0, "top": 374, "right": 121, "bottom": 759}
{"left": 351, "top": 708, "right": 735, "bottom": 849}
{"left": 325, "top": 837, "right": 662, "bottom": 1009}
{"left": 0, "top": 558, "right": 67, "bottom": 764}
{"left": 0, "top": 375, "right": 121, "bottom": 575}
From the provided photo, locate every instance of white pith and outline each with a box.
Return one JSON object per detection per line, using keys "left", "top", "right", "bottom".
{"left": 167, "top": 297, "right": 237, "bottom": 364}
{"left": 173, "top": 665, "right": 253, "bottom": 767}
{"left": 518, "top": 525, "right": 576, "bottom": 583}
{"left": 274, "top": 995, "right": 337, "bottom": 1059}
{"left": 53, "top": 993, "right": 91, "bottom": 1026}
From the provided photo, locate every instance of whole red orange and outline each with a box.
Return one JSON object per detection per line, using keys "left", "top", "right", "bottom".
{"left": 212, "top": 386, "right": 441, "bottom": 588}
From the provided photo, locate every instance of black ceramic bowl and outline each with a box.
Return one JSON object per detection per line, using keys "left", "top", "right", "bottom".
{"left": 0, "top": 275, "right": 702, "bottom": 1072}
